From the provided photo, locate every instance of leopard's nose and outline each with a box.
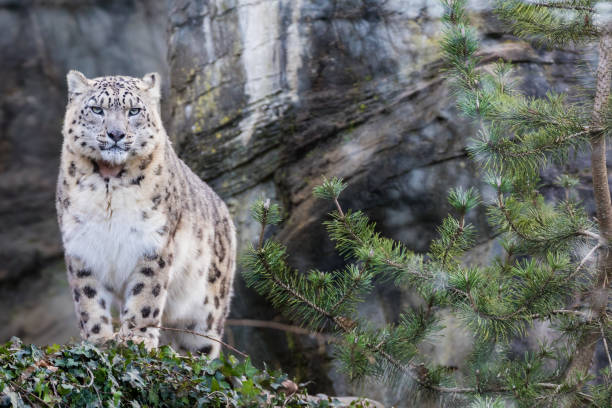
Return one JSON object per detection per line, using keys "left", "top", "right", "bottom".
{"left": 107, "top": 130, "right": 125, "bottom": 142}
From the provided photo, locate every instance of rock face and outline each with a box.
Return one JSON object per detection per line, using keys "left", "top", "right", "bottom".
{"left": 0, "top": 0, "right": 603, "bottom": 405}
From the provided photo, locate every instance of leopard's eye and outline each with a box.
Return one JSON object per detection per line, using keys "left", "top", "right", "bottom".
{"left": 128, "top": 108, "right": 141, "bottom": 116}
{"left": 90, "top": 106, "right": 103, "bottom": 115}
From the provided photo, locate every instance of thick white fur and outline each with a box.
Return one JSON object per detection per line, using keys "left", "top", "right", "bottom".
{"left": 62, "top": 174, "right": 166, "bottom": 292}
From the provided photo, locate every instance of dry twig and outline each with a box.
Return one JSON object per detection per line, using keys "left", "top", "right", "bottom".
{"left": 154, "top": 326, "right": 248, "bottom": 358}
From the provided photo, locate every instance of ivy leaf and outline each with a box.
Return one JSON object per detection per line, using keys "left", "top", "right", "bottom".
{"left": 242, "top": 359, "right": 258, "bottom": 378}
{"left": 239, "top": 378, "right": 258, "bottom": 398}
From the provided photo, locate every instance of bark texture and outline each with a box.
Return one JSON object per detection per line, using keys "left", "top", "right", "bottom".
{"left": 563, "top": 29, "right": 612, "bottom": 406}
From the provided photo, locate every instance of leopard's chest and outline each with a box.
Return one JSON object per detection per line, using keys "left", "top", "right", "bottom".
{"left": 61, "top": 175, "right": 167, "bottom": 290}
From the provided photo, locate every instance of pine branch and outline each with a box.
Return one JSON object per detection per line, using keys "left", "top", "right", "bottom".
{"left": 369, "top": 344, "right": 595, "bottom": 402}
{"left": 496, "top": 189, "right": 550, "bottom": 243}
{"left": 471, "top": 127, "right": 592, "bottom": 172}
{"left": 493, "top": 187, "right": 597, "bottom": 253}
{"left": 368, "top": 346, "right": 476, "bottom": 393}
{"left": 256, "top": 250, "right": 336, "bottom": 324}
{"left": 489, "top": 92, "right": 590, "bottom": 134}
{"left": 329, "top": 258, "right": 370, "bottom": 315}
{"left": 537, "top": 383, "right": 597, "bottom": 405}
{"left": 533, "top": 2, "right": 594, "bottom": 13}
{"left": 441, "top": 214, "right": 465, "bottom": 268}
{"left": 251, "top": 198, "right": 282, "bottom": 249}
{"left": 495, "top": 0, "right": 599, "bottom": 46}
{"left": 527, "top": 309, "right": 589, "bottom": 319}
{"left": 325, "top": 202, "right": 429, "bottom": 280}
{"left": 442, "top": 215, "right": 465, "bottom": 268}
{"left": 333, "top": 196, "right": 345, "bottom": 218}
{"left": 431, "top": 188, "right": 480, "bottom": 269}
{"left": 460, "top": 264, "right": 566, "bottom": 323}
{"left": 569, "top": 243, "right": 602, "bottom": 279}
{"left": 579, "top": 230, "right": 604, "bottom": 242}
{"left": 258, "top": 199, "right": 270, "bottom": 249}
{"left": 326, "top": 180, "right": 580, "bottom": 336}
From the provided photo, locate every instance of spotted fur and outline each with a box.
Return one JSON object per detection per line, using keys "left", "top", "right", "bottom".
{"left": 56, "top": 71, "right": 236, "bottom": 357}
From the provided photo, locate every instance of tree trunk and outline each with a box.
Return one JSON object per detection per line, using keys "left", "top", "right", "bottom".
{"left": 564, "top": 28, "right": 612, "bottom": 406}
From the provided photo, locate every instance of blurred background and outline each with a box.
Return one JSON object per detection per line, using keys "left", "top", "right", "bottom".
{"left": 0, "top": 0, "right": 602, "bottom": 405}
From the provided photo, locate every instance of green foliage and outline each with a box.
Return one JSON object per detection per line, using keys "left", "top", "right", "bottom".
{"left": 448, "top": 187, "right": 480, "bottom": 214}
{"left": 240, "top": 0, "right": 612, "bottom": 406}
{"left": 242, "top": 178, "right": 604, "bottom": 404}
{"left": 441, "top": 0, "right": 602, "bottom": 256}
{"left": 495, "top": 0, "right": 599, "bottom": 46}
{"left": 467, "top": 92, "right": 591, "bottom": 174}
{"left": 251, "top": 199, "right": 283, "bottom": 227}
{"left": 0, "top": 338, "right": 344, "bottom": 407}
{"left": 313, "top": 177, "right": 347, "bottom": 201}
{"left": 242, "top": 239, "right": 343, "bottom": 331}
{"left": 469, "top": 395, "right": 505, "bottom": 408}
{"left": 430, "top": 188, "right": 480, "bottom": 269}
{"left": 555, "top": 174, "right": 580, "bottom": 190}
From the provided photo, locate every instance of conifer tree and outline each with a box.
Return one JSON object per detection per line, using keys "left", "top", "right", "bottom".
{"left": 242, "top": 1, "right": 612, "bottom": 406}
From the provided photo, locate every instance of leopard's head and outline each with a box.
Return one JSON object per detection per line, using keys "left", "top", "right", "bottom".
{"left": 63, "top": 71, "right": 164, "bottom": 173}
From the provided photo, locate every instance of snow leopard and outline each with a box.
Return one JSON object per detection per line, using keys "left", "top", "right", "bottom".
{"left": 56, "top": 71, "right": 235, "bottom": 357}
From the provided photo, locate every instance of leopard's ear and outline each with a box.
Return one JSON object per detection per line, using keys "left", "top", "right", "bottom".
{"left": 141, "top": 72, "right": 161, "bottom": 101}
{"left": 67, "top": 70, "right": 90, "bottom": 96}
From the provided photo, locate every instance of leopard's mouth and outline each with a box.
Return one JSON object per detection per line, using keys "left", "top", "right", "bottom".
{"left": 95, "top": 159, "right": 124, "bottom": 178}
{"left": 100, "top": 144, "right": 127, "bottom": 152}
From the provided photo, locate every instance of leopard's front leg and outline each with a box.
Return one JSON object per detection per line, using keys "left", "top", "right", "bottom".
{"left": 66, "top": 256, "right": 114, "bottom": 344}
{"left": 118, "top": 253, "right": 170, "bottom": 350}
